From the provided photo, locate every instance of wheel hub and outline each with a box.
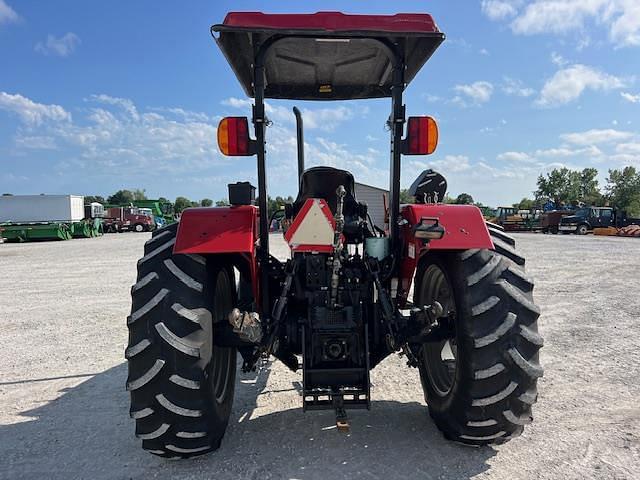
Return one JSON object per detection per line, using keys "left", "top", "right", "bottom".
{"left": 419, "top": 264, "right": 457, "bottom": 397}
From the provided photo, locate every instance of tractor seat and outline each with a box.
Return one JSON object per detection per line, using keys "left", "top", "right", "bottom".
{"left": 290, "top": 166, "right": 360, "bottom": 219}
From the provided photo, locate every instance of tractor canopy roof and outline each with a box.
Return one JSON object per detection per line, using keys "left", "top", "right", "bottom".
{"left": 212, "top": 11, "right": 445, "bottom": 100}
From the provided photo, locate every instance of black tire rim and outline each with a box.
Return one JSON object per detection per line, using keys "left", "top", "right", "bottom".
{"left": 212, "top": 270, "right": 234, "bottom": 404}
{"left": 419, "top": 264, "right": 457, "bottom": 397}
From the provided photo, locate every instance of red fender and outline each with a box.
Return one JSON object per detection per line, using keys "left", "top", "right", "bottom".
{"left": 173, "top": 206, "right": 260, "bottom": 300}
{"left": 398, "top": 204, "right": 494, "bottom": 305}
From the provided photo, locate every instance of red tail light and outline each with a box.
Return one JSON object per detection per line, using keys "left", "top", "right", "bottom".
{"left": 217, "top": 117, "right": 255, "bottom": 156}
{"left": 404, "top": 116, "right": 438, "bottom": 155}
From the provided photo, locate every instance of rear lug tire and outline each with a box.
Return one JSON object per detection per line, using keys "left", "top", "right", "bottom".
{"left": 414, "top": 225, "right": 543, "bottom": 445}
{"left": 126, "top": 223, "right": 237, "bottom": 457}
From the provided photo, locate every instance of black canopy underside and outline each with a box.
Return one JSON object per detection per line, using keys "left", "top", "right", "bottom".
{"left": 212, "top": 25, "right": 444, "bottom": 100}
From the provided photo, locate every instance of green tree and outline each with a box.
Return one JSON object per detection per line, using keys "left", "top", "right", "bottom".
{"left": 174, "top": 196, "right": 193, "bottom": 214}
{"left": 107, "top": 189, "right": 135, "bottom": 205}
{"left": 84, "top": 195, "right": 106, "bottom": 204}
{"left": 606, "top": 166, "right": 640, "bottom": 216}
{"left": 200, "top": 198, "right": 213, "bottom": 207}
{"left": 454, "top": 193, "right": 474, "bottom": 205}
{"left": 579, "top": 168, "right": 603, "bottom": 206}
{"left": 264, "top": 195, "right": 294, "bottom": 215}
{"left": 513, "top": 198, "right": 535, "bottom": 210}
{"left": 132, "top": 188, "right": 147, "bottom": 201}
{"left": 215, "top": 199, "right": 230, "bottom": 207}
{"left": 158, "top": 196, "right": 170, "bottom": 203}
{"left": 399, "top": 189, "right": 415, "bottom": 204}
{"left": 536, "top": 167, "right": 601, "bottom": 207}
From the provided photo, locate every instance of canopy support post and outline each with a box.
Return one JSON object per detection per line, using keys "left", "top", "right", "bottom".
{"left": 388, "top": 61, "right": 405, "bottom": 266}
{"left": 253, "top": 59, "right": 271, "bottom": 321}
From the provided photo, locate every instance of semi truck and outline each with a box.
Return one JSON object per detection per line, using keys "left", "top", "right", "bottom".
{"left": 103, "top": 206, "right": 155, "bottom": 233}
{"left": 104, "top": 200, "right": 174, "bottom": 228}
{"left": 559, "top": 206, "right": 640, "bottom": 234}
{"left": 0, "top": 195, "right": 103, "bottom": 241}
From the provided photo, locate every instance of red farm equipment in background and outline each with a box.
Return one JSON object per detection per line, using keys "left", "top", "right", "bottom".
{"left": 125, "top": 11, "right": 543, "bottom": 458}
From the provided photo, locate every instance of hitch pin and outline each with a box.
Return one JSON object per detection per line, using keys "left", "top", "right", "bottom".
{"left": 336, "top": 407, "right": 350, "bottom": 433}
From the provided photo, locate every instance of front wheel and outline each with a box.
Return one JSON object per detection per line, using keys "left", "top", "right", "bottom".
{"left": 414, "top": 226, "right": 543, "bottom": 445}
{"left": 126, "top": 224, "right": 236, "bottom": 457}
{"left": 576, "top": 224, "right": 589, "bottom": 235}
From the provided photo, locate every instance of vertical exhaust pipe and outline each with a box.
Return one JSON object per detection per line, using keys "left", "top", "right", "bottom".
{"left": 293, "top": 106, "right": 305, "bottom": 182}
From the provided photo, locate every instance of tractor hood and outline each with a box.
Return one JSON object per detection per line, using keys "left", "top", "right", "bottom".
{"left": 211, "top": 11, "right": 445, "bottom": 100}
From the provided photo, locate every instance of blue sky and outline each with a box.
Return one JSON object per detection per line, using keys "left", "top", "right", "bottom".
{"left": 1, "top": 0, "right": 639, "bottom": 206}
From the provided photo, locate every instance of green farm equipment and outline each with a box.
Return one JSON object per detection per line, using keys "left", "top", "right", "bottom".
{"left": 70, "top": 219, "right": 103, "bottom": 238}
{"left": 0, "top": 196, "right": 104, "bottom": 242}
{"left": 0, "top": 222, "right": 73, "bottom": 242}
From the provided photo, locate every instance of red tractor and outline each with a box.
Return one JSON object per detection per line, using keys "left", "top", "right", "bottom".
{"left": 126, "top": 12, "right": 543, "bottom": 457}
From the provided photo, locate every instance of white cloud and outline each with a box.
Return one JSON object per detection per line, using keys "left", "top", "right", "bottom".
{"left": 536, "top": 64, "right": 627, "bottom": 107}
{"left": 50, "top": 105, "right": 220, "bottom": 174}
{"left": 481, "top": 0, "right": 522, "bottom": 20}
{"left": 621, "top": 91, "right": 640, "bottom": 103}
{"left": 432, "top": 155, "right": 472, "bottom": 173}
{"left": 511, "top": 1, "right": 604, "bottom": 35}
{"left": 151, "top": 107, "right": 211, "bottom": 123}
{"left": 497, "top": 151, "right": 533, "bottom": 162}
{"left": 495, "top": 143, "right": 606, "bottom": 172}
{"left": 550, "top": 51, "right": 568, "bottom": 67}
{"left": 0, "top": 0, "right": 18, "bottom": 25}
{"left": 560, "top": 128, "right": 634, "bottom": 145}
{"left": 479, "top": 48, "right": 490, "bottom": 55}
{"left": 0, "top": 91, "right": 71, "bottom": 125}
{"left": 447, "top": 37, "right": 472, "bottom": 50}
{"left": 0, "top": 92, "right": 223, "bottom": 175}
{"left": 608, "top": 0, "right": 640, "bottom": 47}
{"left": 452, "top": 81, "right": 494, "bottom": 106}
{"left": 89, "top": 94, "right": 139, "bottom": 120}
{"left": 3, "top": 92, "right": 379, "bottom": 190}
{"left": 300, "top": 106, "right": 353, "bottom": 131}
{"left": 35, "top": 32, "right": 81, "bottom": 57}
{"left": 221, "top": 97, "right": 353, "bottom": 132}
{"left": 221, "top": 97, "right": 252, "bottom": 109}
{"left": 14, "top": 135, "right": 57, "bottom": 150}
{"left": 615, "top": 142, "right": 640, "bottom": 154}
{"left": 502, "top": 77, "right": 536, "bottom": 97}
{"left": 484, "top": 0, "right": 640, "bottom": 48}
{"left": 534, "top": 145, "right": 603, "bottom": 157}
{"left": 576, "top": 35, "right": 592, "bottom": 51}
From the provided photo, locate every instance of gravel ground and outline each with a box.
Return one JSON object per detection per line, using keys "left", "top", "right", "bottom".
{"left": 0, "top": 232, "right": 639, "bottom": 480}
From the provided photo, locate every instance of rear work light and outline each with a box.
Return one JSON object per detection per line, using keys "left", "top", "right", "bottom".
{"left": 217, "top": 117, "right": 256, "bottom": 156}
{"left": 403, "top": 116, "right": 438, "bottom": 155}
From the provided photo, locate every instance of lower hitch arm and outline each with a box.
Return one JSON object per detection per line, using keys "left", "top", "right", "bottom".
{"left": 365, "top": 257, "right": 401, "bottom": 350}
{"left": 241, "top": 259, "right": 298, "bottom": 373}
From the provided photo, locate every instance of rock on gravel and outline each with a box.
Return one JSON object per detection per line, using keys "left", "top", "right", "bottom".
{"left": 0, "top": 232, "right": 639, "bottom": 479}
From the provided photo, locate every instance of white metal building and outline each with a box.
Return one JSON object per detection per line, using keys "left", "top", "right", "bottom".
{"left": 355, "top": 182, "right": 388, "bottom": 230}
